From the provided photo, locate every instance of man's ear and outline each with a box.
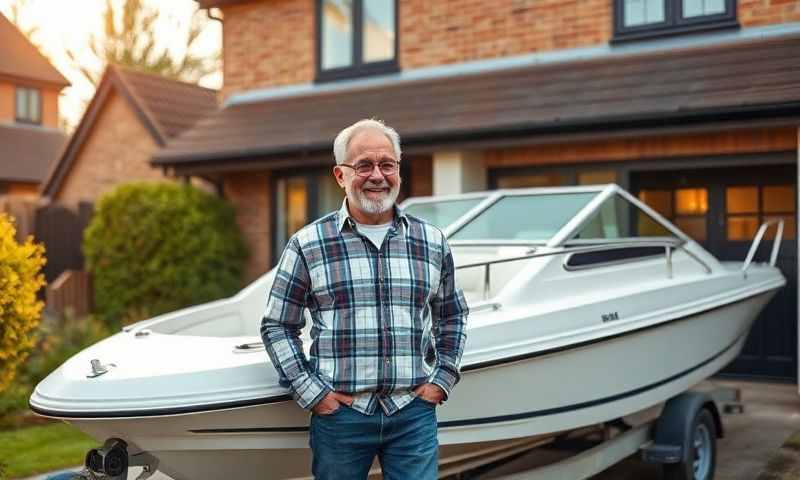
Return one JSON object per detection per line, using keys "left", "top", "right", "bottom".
{"left": 333, "top": 165, "right": 346, "bottom": 188}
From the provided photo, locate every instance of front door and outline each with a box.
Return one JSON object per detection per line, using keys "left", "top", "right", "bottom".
{"left": 633, "top": 165, "right": 798, "bottom": 381}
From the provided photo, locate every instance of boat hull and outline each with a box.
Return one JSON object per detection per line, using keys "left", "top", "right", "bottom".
{"left": 64, "top": 290, "right": 774, "bottom": 480}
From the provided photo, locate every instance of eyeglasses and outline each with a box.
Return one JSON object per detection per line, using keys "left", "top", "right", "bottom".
{"left": 339, "top": 160, "right": 399, "bottom": 177}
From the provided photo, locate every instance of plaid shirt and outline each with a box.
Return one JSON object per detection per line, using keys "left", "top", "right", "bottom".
{"left": 261, "top": 201, "right": 469, "bottom": 415}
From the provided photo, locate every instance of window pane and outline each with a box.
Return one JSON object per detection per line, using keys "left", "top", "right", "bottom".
{"left": 765, "top": 215, "right": 796, "bottom": 241}
{"left": 763, "top": 186, "right": 795, "bottom": 213}
{"left": 495, "top": 172, "right": 565, "bottom": 188}
{"left": 675, "top": 188, "right": 708, "bottom": 215}
{"left": 638, "top": 190, "right": 673, "bottom": 218}
{"left": 625, "top": 0, "right": 665, "bottom": 26}
{"left": 363, "top": 0, "right": 395, "bottom": 63}
{"left": 286, "top": 177, "right": 308, "bottom": 237}
{"left": 322, "top": 0, "right": 353, "bottom": 70}
{"left": 29, "top": 89, "right": 40, "bottom": 123}
{"left": 316, "top": 173, "right": 343, "bottom": 218}
{"left": 727, "top": 216, "right": 759, "bottom": 241}
{"left": 676, "top": 217, "right": 707, "bottom": 242}
{"left": 452, "top": 193, "right": 596, "bottom": 241}
{"left": 683, "top": 0, "right": 725, "bottom": 18}
{"left": 15, "top": 88, "right": 28, "bottom": 120}
{"left": 577, "top": 170, "right": 617, "bottom": 185}
{"left": 403, "top": 197, "right": 487, "bottom": 230}
{"left": 576, "top": 194, "right": 673, "bottom": 240}
{"left": 726, "top": 186, "right": 758, "bottom": 214}
{"left": 646, "top": 0, "right": 665, "bottom": 23}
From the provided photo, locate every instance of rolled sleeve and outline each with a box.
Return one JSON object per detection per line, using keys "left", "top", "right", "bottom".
{"left": 429, "top": 240, "right": 469, "bottom": 398}
{"left": 261, "top": 237, "right": 330, "bottom": 410}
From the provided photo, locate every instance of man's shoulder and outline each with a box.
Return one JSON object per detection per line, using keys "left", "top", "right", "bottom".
{"left": 403, "top": 213, "right": 447, "bottom": 246}
{"left": 289, "top": 211, "right": 339, "bottom": 247}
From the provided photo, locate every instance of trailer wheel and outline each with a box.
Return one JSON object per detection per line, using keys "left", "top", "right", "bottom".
{"left": 663, "top": 408, "right": 717, "bottom": 480}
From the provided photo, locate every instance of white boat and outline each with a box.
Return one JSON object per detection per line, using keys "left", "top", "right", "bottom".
{"left": 30, "top": 184, "right": 785, "bottom": 480}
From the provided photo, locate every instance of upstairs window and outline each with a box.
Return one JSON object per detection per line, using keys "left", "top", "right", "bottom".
{"left": 317, "top": 0, "right": 398, "bottom": 82}
{"left": 613, "top": 0, "right": 737, "bottom": 42}
{"left": 15, "top": 87, "right": 41, "bottom": 124}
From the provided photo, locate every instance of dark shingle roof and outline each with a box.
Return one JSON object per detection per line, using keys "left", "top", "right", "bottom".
{"left": 114, "top": 66, "right": 219, "bottom": 140}
{"left": 0, "top": 14, "right": 69, "bottom": 86}
{"left": 0, "top": 124, "right": 66, "bottom": 183}
{"left": 152, "top": 33, "right": 800, "bottom": 169}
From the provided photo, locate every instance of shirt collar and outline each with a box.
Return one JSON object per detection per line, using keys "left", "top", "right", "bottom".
{"left": 337, "top": 198, "right": 409, "bottom": 233}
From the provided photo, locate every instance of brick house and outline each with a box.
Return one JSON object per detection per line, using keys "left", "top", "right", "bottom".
{"left": 0, "top": 13, "right": 68, "bottom": 197}
{"left": 41, "top": 65, "right": 218, "bottom": 207}
{"left": 154, "top": 0, "right": 800, "bottom": 380}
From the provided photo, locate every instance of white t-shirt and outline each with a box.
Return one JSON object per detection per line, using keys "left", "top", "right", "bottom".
{"left": 356, "top": 221, "right": 392, "bottom": 249}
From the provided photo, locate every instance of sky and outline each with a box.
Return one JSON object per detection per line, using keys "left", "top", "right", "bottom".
{"left": 0, "top": 0, "right": 222, "bottom": 130}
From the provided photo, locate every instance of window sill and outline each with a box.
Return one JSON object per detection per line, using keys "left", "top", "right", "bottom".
{"left": 315, "top": 62, "right": 400, "bottom": 84}
{"left": 611, "top": 19, "right": 740, "bottom": 44}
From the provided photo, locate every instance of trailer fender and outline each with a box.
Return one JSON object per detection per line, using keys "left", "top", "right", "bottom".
{"left": 643, "top": 391, "right": 722, "bottom": 464}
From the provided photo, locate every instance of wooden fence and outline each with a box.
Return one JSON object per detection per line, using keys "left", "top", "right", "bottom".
{"left": 0, "top": 196, "right": 94, "bottom": 317}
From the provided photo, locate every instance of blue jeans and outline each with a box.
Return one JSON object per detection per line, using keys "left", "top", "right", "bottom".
{"left": 309, "top": 397, "right": 439, "bottom": 479}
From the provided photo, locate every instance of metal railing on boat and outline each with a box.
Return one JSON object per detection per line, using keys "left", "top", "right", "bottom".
{"left": 455, "top": 239, "right": 713, "bottom": 301}
{"left": 742, "top": 219, "right": 784, "bottom": 278}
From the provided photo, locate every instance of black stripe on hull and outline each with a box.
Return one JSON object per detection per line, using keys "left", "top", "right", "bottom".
{"left": 29, "top": 291, "right": 768, "bottom": 421}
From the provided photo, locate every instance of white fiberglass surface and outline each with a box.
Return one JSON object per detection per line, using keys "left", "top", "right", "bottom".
{"left": 451, "top": 192, "right": 597, "bottom": 242}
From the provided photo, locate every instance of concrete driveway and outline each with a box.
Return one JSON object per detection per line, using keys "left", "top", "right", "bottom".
{"left": 25, "top": 379, "right": 799, "bottom": 480}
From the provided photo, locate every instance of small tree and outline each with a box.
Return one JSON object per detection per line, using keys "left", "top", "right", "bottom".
{"left": 0, "top": 214, "right": 46, "bottom": 392}
{"left": 66, "top": 0, "right": 220, "bottom": 87}
{"left": 84, "top": 183, "right": 248, "bottom": 326}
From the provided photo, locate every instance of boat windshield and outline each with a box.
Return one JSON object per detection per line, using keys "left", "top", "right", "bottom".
{"left": 402, "top": 197, "right": 488, "bottom": 229}
{"left": 451, "top": 192, "right": 597, "bottom": 242}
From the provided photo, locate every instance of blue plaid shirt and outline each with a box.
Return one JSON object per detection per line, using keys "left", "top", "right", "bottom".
{"left": 261, "top": 201, "right": 469, "bottom": 415}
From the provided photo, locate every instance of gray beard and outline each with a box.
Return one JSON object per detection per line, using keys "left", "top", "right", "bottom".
{"left": 348, "top": 183, "right": 400, "bottom": 215}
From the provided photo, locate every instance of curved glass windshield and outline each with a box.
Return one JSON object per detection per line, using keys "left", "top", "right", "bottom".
{"left": 402, "top": 197, "right": 487, "bottom": 229}
{"left": 451, "top": 193, "right": 597, "bottom": 241}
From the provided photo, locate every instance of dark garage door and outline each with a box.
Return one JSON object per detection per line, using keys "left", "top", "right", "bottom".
{"left": 633, "top": 164, "right": 797, "bottom": 381}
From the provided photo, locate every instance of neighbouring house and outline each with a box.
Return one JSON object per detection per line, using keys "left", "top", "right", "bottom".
{"left": 41, "top": 64, "right": 219, "bottom": 207}
{"left": 153, "top": 0, "right": 800, "bottom": 382}
{"left": 0, "top": 13, "right": 68, "bottom": 198}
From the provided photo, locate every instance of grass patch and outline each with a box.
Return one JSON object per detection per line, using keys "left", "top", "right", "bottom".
{"left": 0, "top": 422, "right": 95, "bottom": 479}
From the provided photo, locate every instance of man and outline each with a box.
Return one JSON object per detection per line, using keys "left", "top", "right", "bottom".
{"left": 261, "top": 118, "right": 469, "bottom": 479}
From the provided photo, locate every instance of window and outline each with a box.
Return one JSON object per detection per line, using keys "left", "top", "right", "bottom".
{"left": 15, "top": 87, "right": 41, "bottom": 124}
{"left": 317, "top": 0, "right": 398, "bottom": 82}
{"left": 573, "top": 194, "right": 675, "bottom": 241}
{"left": 613, "top": 0, "right": 737, "bottom": 42}
{"left": 726, "top": 185, "right": 796, "bottom": 241}
{"left": 638, "top": 188, "right": 708, "bottom": 241}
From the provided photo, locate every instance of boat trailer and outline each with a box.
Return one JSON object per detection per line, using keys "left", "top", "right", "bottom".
{"left": 446, "top": 386, "right": 741, "bottom": 480}
{"left": 67, "top": 386, "right": 740, "bottom": 480}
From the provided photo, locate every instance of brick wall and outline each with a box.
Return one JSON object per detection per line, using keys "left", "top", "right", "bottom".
{"left": 222, "top": 0, "right": 315, "bottom": 97}
{"left": 741, "top": 0, "right": 800, "bottom": 26}
{"left": 221, "top": 0, "right": 800, "bottom": 96}
{"left": 223, "top": 171, "right": 272, "bottom": 282}
{"left": 42, "top": 88, "right": 59, "bottom": 128}
{"left": 54, "top": 90, "right": 167, "bottom": 206}
{"left": 0, "top": 83, "right": 12, "bottom": 122}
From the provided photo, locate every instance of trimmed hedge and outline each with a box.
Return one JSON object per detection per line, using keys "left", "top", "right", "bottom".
{"left": 0, "top": 213, "right": 46, "bottom": 392}
{"left": 84, "top": 182, "right": 248, "bottom": 326}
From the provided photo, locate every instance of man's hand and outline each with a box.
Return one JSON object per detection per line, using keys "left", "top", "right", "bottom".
{"left": 414, "top": 383, "right": 445, "bottom": 405}
{"left": 312, "top": 391, "right": 354, "bottom": 415}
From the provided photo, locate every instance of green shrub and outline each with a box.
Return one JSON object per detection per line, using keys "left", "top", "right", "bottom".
{"left": 83, "top": 182, "right": 248, "bottom": 326}
{"left": 0, "top": 315, "right": 112, "bottom": 428}
{"left": 0, "top": 213, "right": 46, "bottom": 393}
